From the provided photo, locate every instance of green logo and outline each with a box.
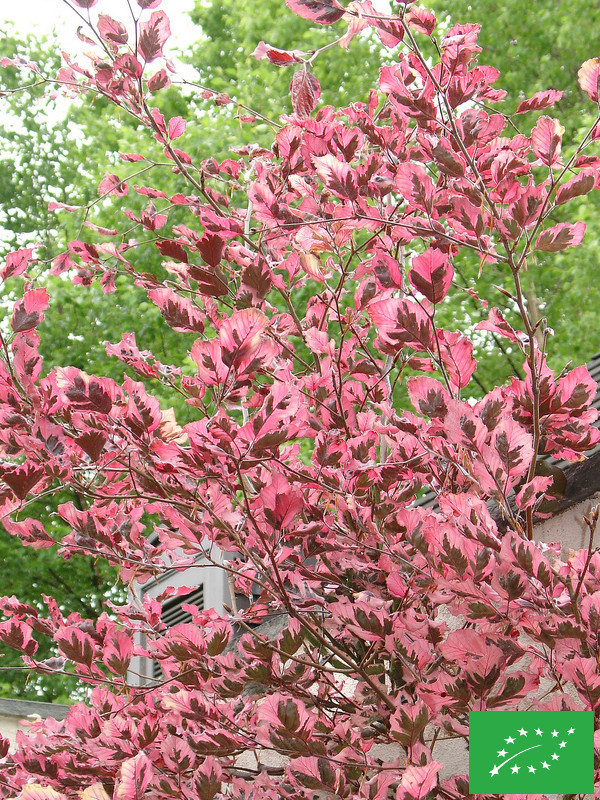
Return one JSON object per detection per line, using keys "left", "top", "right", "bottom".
{"left": 469, "top": 710, "right": 595, "bottom": 794}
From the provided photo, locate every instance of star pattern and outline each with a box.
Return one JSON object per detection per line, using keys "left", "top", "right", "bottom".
{"left": 487, "top": 724, "right": 577, "bottom": 778}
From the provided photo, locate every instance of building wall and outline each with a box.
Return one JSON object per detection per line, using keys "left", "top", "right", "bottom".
{"left": 0, "top": 698, "right": 69, "bottom": 747}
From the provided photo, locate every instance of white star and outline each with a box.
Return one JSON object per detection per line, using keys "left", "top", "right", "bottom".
{"left": 518, "top": 727, "right": 528, "bottom": 736}
{"left": 559, "top": 741, "right": 566, "bottom": 748}
{"left": 551, "top": 753, "right": 559, "bottom": 760}
{"left": 568, "top": 727, "right": 575, "bottom": 735}
{"left": 541, "top": 761, "right": 550, "bottom": 769}
{"left": 497, "top": 749, "right": 507, "bottom": 757}
{"left": 505, "top": 736, "right": 515, "bottom": 744}
{"left": 528, "top": 765, "right": 536, "bottom": 773}
{"left": 535, "top": 728, "right": 543, "bottom": 736}
{"left": 490, "top": 765, "right": 500, "bottom": 777}
{"left": 511, "top": 765, "right": 520, "bottom": 774}
{"left": 551, "top": 730, "right": 559, "bottom": 737}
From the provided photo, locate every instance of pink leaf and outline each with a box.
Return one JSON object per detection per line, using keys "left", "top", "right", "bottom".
{"left": 72, "top": 0, "right": 97, "bottom": 6}
{"left": 531, "top": 117, "right": 565, "bottom": 167}
{"left": 555, "top": 170, "right": 596, "bottom": 206}
{"left": 406, "top": 6, "right": 436, "bottom": 36}
{"left": 289, "top": 70, "right": 321, "bottom": 118}
{"left": 409, "top": 248, "right": 453, "bottom": 304}
{"left": 11, "top": 288, "right": 49, "bottom": 333}
{"left": 516, "top": 88, "right": 563, "bottom": 114}
{"left": 578, "top": 58, "right": 600, "bottom": 103}
{"left": 98, "top": 173, "right": 128, "bottom": 197}
{"left": 397, "top": 762, "right": 442, "bottom": 800}
{"left": 168, "top": 116, "right": 186, "bottom": 140}
{"left": 531, "top": 116, "right": 563, "bottom": 167}
{"left": 137, "top": 0, "right": 162, "bottom": 6}
{"left": 148, "top": 288, "right": 204, "bottom": 332}
{"left": 138, "top": 10, "right": 171, "bottom": 62}
{"left": 0, "top": 619, "right": 37, "bottom": 656}
{"left": 283, "top": 0, "right": 345, "bottom": 24}
{"left": 252, "top": 41, "right": 303, "bottom": 66}
{"left": 147, "top": 69, "right": 170, "bottom": 91}
{"left": 2, "top": 248, "right": 33, "bottom": 280}
{"left": 219, "top": 308, "right": 269, "bottom": 367}
{"left": 115, "top": 752, "right": 153, "bottom": 800}
{"left": 97, "top": 14, "right": 128, "bottom": 45}
{"left": 536, "top": 221, "right": 586, "bottom": 252}
{"left": 15, "top": 787, "right": 66, "bottom": 800}
{"left": 260, "top": 472, "right": 303, "bottom": 529}
{"left": 313, "top": 154, "right": 358, "bottom": 200}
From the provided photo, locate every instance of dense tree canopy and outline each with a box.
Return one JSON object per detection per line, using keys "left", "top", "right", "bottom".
{"left": 0, "top": 3, "right": 600, "bottom": 800}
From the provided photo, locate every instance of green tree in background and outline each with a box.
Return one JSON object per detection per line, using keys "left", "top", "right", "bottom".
{"left": 0, "top": 1, "right": 382, "bottom": 699}
{"left": 427, "top": 0, "right": 600, "bottom": 388}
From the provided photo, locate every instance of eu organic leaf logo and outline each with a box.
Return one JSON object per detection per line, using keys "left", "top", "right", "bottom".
{"left": 469, "top": 711, "right": 594, "bottom": 794}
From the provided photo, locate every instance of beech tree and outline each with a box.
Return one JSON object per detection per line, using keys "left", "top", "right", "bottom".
{"left": 1, "top": 1, "right": 600, "bottom": 799}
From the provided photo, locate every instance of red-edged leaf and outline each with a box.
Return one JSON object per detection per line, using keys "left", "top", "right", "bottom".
{"left": 138, "top": 10, "right": 171, "bottom": 62}
{"left": 252, "top": 41, "right": 303, "bottom": 66}
{"left": 409, "top": 248, "right": 453, "bottom": 304}
{"left": 579, "top": 58, "right": 600, "bottom": 103}
{"left": 72, "top": 0, "right": 97, "bottom": 6}
{"left": 531, "top": 116, "right": 563, "bottom": 167}
{"left": 219, "top": 308, "right": 269, "bottom": 367}
{"left": 283, "top": 0, "right": 344, "bottom": 24}
{"left": 555, "top": 170, "right": 596, "bottom": 206}
{"left": 290, "top": 70, "right": 321, "bottom": 118}
{"left": 137, "top": 0, "right": 162, "bottom": 7}
{"left": 516, "top": 89, "right": 563, "bottom": 114}
{"left": 97, "top": 14, "right": 128, "bottom": 44}
{"left": 168, "top": 116, "right": 186, "bottom": 140}
{"left": 115, "top": 752, "right": 153, "bottom": 800}
{"left": 2, "top": 248, "right": 33, "bottom": 280}
{"left": 313, "top": 154, "right": 358, "bottom": 200}
{"left": 536, "top": 221, "right": 586, "bottom": 252}
{"left": 11, "top": 288, "right": 49, "bottom": 333}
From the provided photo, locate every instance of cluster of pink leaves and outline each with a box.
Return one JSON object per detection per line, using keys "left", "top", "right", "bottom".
{"left": 2, "top": 1, "right": 600, "bottom": 799}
